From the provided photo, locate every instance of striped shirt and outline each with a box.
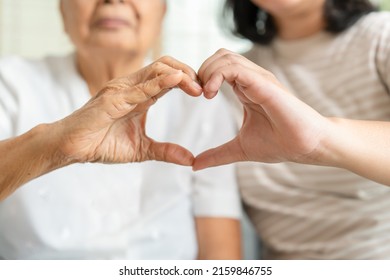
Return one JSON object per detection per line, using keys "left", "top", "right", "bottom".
{"left": 224, "top": 12, "right": 390, "bottom": 259}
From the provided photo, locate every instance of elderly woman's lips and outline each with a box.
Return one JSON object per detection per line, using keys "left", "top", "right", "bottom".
{"left": 94, "top": 18, "right": 131, "bottom": 29}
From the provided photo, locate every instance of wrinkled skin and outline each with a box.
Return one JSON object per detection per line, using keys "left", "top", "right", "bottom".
{"left": 56, "top": 56, "right": 202, "bottom": 166}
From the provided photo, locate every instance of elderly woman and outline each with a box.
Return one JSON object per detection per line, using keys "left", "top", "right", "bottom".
{"left": 195, "top": 0, "right": 390, "bottom": 259}
{"left": 0, "top": 0, "right": 241, "bottom": 259}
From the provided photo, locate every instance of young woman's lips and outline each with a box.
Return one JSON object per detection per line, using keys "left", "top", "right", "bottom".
{"left": 94, "top": 18, "right": 131, "bottom": 29}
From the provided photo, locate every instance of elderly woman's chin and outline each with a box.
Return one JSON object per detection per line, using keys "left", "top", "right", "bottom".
{"left": 88, "top": 32, "right": 141, "bottom": 54}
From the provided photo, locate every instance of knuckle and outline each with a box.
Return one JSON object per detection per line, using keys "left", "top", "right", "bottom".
{"left": 98, "top": 92, "right": 115, "bottom": 107}
{"left": 158, "top": 55, "right": 173, "bottom": 63}
{"left": 264, "top": 71, "right": 276, "bottom": 80}
{"left": 97, "top": 85, "right": 117, "bottom": 97}
{"left": 134, "top": 84, "right": 150, "bottom": 99}
{"left": 222, "top": 53, "right": 239, "bottom": 64}
{"left": 216, "top": 48, "right": 230, "bottom": 55}
{"left": 150, "top": 61, "right": 165, "bottom": 71}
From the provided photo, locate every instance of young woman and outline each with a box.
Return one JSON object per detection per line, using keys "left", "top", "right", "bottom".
{"left": 199, "top": 0, "right": 390, "bottom": 259}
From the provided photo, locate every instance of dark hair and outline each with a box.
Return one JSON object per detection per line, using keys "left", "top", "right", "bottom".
{"left": 223, "top": 0, "right": 378, "bottom": 45}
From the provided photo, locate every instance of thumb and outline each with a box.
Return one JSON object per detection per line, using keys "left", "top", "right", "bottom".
{"left": 193, "top": 137, "right": 245, "bottom": 171}
{"left": 148, "top": 140, "right": 194, "bottom": 166}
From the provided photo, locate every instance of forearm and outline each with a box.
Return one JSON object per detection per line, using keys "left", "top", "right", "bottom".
{"left": 0, "top": 123, "right": 71, "bottom": 200}
{"left": 314, "top": 117, "right": 390, "bottom": 186}
{"left": 196, "top": 217, "right": 242, "bottom": 260}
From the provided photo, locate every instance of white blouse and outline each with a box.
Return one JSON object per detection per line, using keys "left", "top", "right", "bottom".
{"left": 0, "top": 54, "right": 240, "bottom": 259}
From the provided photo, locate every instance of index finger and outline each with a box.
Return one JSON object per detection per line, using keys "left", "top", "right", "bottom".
{"left": 198, "top": 48, "right": 234, "bottom": 82}
{"left": 142, "top": 60, "right": 203, "bottom": 97}
{"left": 157, "top": 56, "right": 200, "bottom": 84}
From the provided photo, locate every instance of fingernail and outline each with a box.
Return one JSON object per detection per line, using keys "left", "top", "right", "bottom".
{"left": 192, "top": 81, "right": 202, "bottom": 91}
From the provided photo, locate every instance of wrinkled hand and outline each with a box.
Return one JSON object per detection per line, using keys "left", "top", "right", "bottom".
{"left": 56, "top": 56, "right": 202, "bottom": 166}
{"left": 193, "top": 49, "right": 330, "bottom": 170}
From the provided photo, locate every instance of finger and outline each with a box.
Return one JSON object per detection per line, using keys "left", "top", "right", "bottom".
{"left": 143, "top": 62, "right": 202, "bottom": 97}
{"left": 192, "top": 137, "right": 246, "bottom": 171}
{"left": 158, "top": 56, "right": 199, "bottom": 83}
{"left": 199, "top": 49, "right": 259, "bottom": 86}
{"left": 148, "top": 140, "right": 195, "bottom": 166}
{"left": 123, "top": 71, "right": 184, "bottom": 105}
{"left": 141, "top": 70, "right": 202, "bottom": 100}
{"left": 177, "top": 73, "right": 203, "bottom": 97}
{"left": 200, "top": 52, "right": 244, "bottom": 88}
{"left": 155, "top": 58, "right": 202, "bottom": 96}
{"left": 202, "top": 64, "right": 236, "bottom": 99}
{"left": 199, "top": 50, "right": 265, "bottom": 99}
{"left": 203, "top": 64, "right": 275, "bottom": 103}
{"left": 200, "top": 53, "right": 246, "bottom": 99}
{"left": 203, "top": 76, "right": 225, "bottom": 99}
{"left": 198, "top": 48, "right": 234, "bottom": 82}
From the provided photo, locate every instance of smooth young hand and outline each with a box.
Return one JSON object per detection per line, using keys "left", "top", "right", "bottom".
{"left": 193, "top": 49, "right": 330, "bottom": 170}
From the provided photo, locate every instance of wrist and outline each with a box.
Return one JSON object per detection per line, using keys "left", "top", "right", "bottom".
{"left": 310, "top": 117, "right": 346, "bottom": 168}
{"left": 0, "top": 123, "right": 75, "bottom": 200}
{"left": 30, "top": 122, "right": 76, "bottom": 171}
